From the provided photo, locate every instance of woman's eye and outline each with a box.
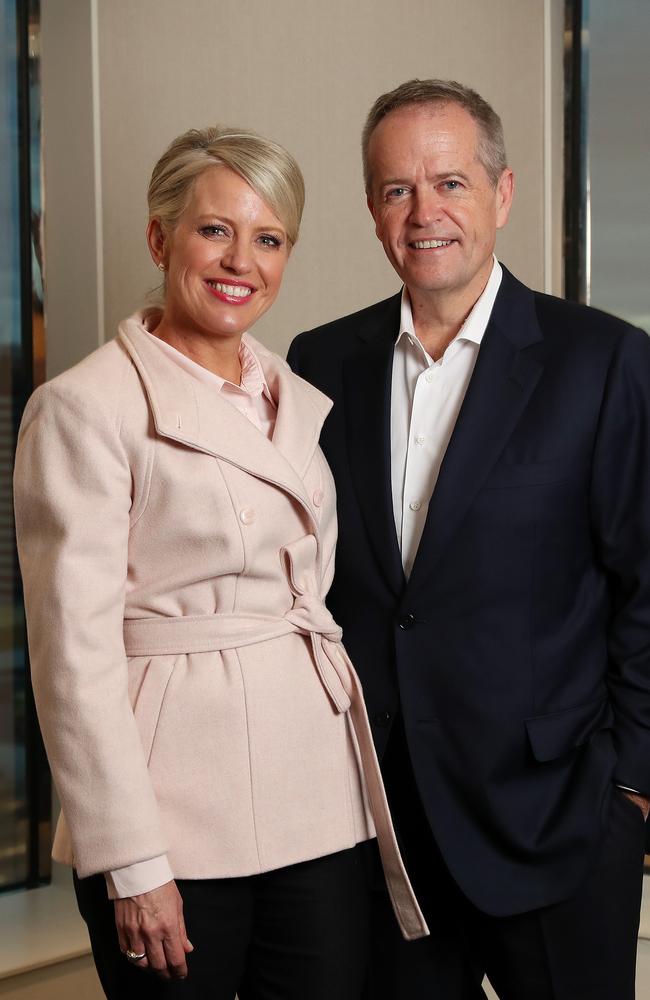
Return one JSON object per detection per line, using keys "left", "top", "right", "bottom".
{"left": 200, "top": 225, "right": 228, "bottom": 238}
{"left": 258, "top": 234, "right": 282, "bottom": 248}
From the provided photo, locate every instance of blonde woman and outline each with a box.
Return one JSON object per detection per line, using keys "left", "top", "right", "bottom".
{"left": 14, "top": 126, "right": 426, "bottom": 999}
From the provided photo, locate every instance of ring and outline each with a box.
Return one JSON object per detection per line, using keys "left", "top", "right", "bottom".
{"left": 125, "top": 949, "right": 147, "bottom": 962}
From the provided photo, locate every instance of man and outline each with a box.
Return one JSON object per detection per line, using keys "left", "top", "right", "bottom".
{"left": 288, "top": 80, "right": 650, "bottom": 1000}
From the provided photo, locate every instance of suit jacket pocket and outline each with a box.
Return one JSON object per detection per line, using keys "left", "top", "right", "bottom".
{"left": 525, "top": 696, "right": 614, "bottom": 762}
{"left": 482, "top": 460, "right": 576, "bottom": 490}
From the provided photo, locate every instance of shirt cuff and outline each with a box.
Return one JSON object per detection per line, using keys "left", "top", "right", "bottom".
{"left": 104, "top": 855, "right": 174, "bottom": 899}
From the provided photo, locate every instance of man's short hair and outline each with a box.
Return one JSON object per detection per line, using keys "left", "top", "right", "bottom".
{"left": 362, "top": 79, "right": 507, "bottom": 191}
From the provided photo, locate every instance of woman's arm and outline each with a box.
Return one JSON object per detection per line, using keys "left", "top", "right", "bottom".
{"left": 14, "top": 380, "right": 166, "bottom": 873}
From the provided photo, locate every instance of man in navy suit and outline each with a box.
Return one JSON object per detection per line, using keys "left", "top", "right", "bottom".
{"left": 288, "top": 80, "right": 650, "bottom": 1000}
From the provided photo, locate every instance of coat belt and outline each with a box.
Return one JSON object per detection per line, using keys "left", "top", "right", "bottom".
{"left": 122, "top": 536, "right": 428, "bottom": 941}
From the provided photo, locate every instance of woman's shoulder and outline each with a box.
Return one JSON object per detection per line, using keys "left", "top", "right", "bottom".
{"left": 24, "top": 325, "right": 146, "bottom": 431}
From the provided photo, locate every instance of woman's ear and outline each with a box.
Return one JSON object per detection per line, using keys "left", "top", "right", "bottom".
{"left": 146, "top": 218, "right": 166, "bottom": 269}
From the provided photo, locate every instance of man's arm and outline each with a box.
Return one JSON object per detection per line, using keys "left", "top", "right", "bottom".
{"left": 590, "top": 325, "right": 650, "bottom": 806}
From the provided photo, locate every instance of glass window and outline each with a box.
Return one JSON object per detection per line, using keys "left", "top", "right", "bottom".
{"left": 565, "top": 0, "right": 650, "bottom": 863}
{"left": 588, "top": 0, "right": 649, "bottom": 332}
{"left": 0, "top": 0, "right": 49, "bottom": 892}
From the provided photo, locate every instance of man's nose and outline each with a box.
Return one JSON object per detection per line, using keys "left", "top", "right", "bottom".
{"left": 409, "top": 187, "right": 442, "bottom": 227}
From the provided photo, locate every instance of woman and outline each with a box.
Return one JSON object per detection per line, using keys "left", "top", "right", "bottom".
{"left": 14, "top": 126, "right": 426, "bottom": 999}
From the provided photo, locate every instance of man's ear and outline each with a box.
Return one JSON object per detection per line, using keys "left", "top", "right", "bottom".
{"left": 495, "top": 168, "right": 515, "bottom": 230}
{"left": 367, "top": 192, "right": 382, "bottom": 240}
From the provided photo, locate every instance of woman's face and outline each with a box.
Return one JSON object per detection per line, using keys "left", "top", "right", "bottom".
{"left": 150, "top": 164, "right": 291, "bottom": 342}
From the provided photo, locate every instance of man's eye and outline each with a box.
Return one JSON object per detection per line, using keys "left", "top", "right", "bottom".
{"left": 442, "top": 180, "right": 462, "bottom": 191}
{"left": 386, "top": 187, "right": 408, "bottom": 199}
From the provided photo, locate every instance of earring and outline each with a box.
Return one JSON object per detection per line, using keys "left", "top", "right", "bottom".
{"left": 157, "top": 261, "right": 165, "bottom": 271}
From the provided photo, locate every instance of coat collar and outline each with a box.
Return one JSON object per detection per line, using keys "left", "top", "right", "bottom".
{"left": 339, "top": 268, "right": 546, "bottom": 601}
{"left": 405, "top": 265, "right": 545, "bottom": 596}
{"left": 118, "top": 312, "right": 332, "bottom": 518}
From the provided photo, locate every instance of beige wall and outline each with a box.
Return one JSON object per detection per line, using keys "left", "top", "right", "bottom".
{"left": 42, "top": 0, "right": 564, "bottom": 377}
{"left": 27, "top": 6, "right": 650, "bottom": 997}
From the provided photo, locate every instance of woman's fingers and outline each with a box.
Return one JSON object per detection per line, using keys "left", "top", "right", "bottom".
{"left": 114, "top": 880, "right": 191, "bottom": 979}
{"left": 178, "top": 906, "right": 194, "bottom": 954}
{"left": 162, "top": 933, "right": 190, "bottom": 979}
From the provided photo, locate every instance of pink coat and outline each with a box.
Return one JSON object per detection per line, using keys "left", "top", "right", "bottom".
{"left": 14, "top": 311, "right": 427, "bottom": 940}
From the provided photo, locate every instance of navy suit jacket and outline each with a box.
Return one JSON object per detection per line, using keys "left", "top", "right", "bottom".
{"left": 287, "top": 265, "right": 650, "bottom": 916}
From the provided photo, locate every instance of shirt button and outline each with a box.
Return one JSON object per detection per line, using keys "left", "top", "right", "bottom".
{"left": 409, "top": 501, "right": 422, "bottom": 511}
{"left": 425, "top": 371, "right": 435, "bottom": 383}
{"left": 239, "top": 506, "right": 256, "bottom": 525}
{"left": 415, "top": 434, "right": 426, "bottom": 445}
{"left": 312, "top": 488, "right": 324, "bottom": 507}
{"left": 373, "top": 711, "right": 392, "bottom": 728}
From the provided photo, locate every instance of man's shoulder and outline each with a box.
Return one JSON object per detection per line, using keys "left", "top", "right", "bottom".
{"left": 533, "top": 288, "right": 637, "bottom": 338}
{"left": 501, "top": 265, "right": 646, "bottom": 355}
{"left": 290, "top": 292, "right": 401, "bottom": 358}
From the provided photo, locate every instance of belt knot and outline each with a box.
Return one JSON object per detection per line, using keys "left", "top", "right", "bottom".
{"left": 284, "top": 593, "right": 343, "bottom": 643}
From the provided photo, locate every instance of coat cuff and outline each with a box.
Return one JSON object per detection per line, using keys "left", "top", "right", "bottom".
{"left": 104, "top": 855, "right": 173, "bottom": 899}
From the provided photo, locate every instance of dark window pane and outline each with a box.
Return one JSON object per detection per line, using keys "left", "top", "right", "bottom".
{"left": 0, "top": 0, "right": 48, "bottom": 892}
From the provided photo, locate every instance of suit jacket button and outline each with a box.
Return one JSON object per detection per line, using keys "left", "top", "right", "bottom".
{"left": 239, "top": 506, "right": 256, "bottom": 525}
{"left": 398, "top": 613, "right": 416, "bottom": 630}
{"left": 313, "top": 488, "right": 324, "bottom": 507}
{"left": 373, "top": 711, "right": 392, "bottom": 727}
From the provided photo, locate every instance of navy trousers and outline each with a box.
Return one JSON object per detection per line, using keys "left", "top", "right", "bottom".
{"left": 366, "top": 717, "right": 646, "bottom": 1000}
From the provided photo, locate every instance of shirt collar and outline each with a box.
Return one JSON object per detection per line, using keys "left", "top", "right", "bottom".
{"left": 396, "top": 255, "right": 503, "bottom": 357}
{"left": 144, "top": 322, "right": 272, "bottom": 401}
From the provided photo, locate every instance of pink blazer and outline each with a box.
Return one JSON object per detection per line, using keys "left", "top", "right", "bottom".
{"left": 14, "top": 311, "right": 427, "bottom": 940}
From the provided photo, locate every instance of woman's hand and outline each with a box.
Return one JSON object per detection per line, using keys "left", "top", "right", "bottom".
{"left": 114, "top": 880, "right": 194, "bottom": 979}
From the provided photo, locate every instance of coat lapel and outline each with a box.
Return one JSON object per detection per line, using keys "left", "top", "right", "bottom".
{"left": 406, "top": 268, "right": 545, "bottom": 595}
{"left": 342, "top": 294, "right": 405, "bottom": 597}
{"left": 118, "top": 318, "right": 331, "bottom": 524}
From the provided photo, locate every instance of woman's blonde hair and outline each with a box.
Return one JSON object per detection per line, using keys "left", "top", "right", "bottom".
{"left": 148, "top": 125, "right": 305, "bottom": 245}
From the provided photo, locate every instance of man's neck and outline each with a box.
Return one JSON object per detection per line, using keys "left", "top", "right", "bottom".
{"left": 408, "top": 263, "right": 493, "bottom": 361}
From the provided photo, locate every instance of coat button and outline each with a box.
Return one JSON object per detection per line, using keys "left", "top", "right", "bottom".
{"left": 313, "top": 488, "right": 324, "bottom": 507}
{"left": 239, "top": 506, "right": 256, "bottom": 525}
{"left": 398, "top": 613, "right": 416, "bottom": 630}
{"left": 373, "top": 711, "right": 392, "bottom": 728}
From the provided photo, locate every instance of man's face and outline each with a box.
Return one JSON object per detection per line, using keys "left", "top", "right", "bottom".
{"left": 366, "top": 103, "right": 513, "bottom": 305}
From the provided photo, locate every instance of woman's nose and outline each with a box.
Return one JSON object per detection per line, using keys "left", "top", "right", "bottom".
{"left": 220, "top": 239, "right": 252, "bottom": 274}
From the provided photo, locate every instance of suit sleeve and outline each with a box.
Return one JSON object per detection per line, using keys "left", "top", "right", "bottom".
{"left": 14, "top": 382, "right": 169, "bottom": 877}
{"left": 590, "top": 326, "right": 650, "bottom": 795}
{"left": 286, "top": 334, "right": 304, "bottom": 377}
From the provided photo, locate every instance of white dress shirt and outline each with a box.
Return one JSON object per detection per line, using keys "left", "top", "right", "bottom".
{"left": 105, "top": 326, "right": 277, "bottom": 900}
{"left": 391, "top": 258, "right": 502, "bottom": 577}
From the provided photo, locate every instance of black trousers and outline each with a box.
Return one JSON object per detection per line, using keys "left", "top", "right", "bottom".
{"left": 75, "top": 844, "right": 371, "bottom": 1000}
{"left": 366, "top": 717, "right": 647, "bottom": 1000}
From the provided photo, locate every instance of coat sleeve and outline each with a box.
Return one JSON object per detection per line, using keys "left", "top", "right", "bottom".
{"left": 590, "top": 325, "right": 650, "bottom": 796}
{"left": 14, "top": 380, "right": 168, "bottom": 877}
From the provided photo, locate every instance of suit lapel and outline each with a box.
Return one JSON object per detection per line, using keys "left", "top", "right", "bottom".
{"left": 118, "top": 320, "right": 330, "bottom": 525}
{"left": 343, "top": 294, "right": 405, "bottom": 597}
{"left": 406, "top": 268, "right": 545, "bottom": 595}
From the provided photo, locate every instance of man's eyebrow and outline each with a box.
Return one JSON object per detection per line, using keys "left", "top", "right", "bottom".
{"left": 379, "top": 178, "right": 412, "bottom": 187}
{"left": 379, "top": 170, "right": 473, "bottom": 188}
